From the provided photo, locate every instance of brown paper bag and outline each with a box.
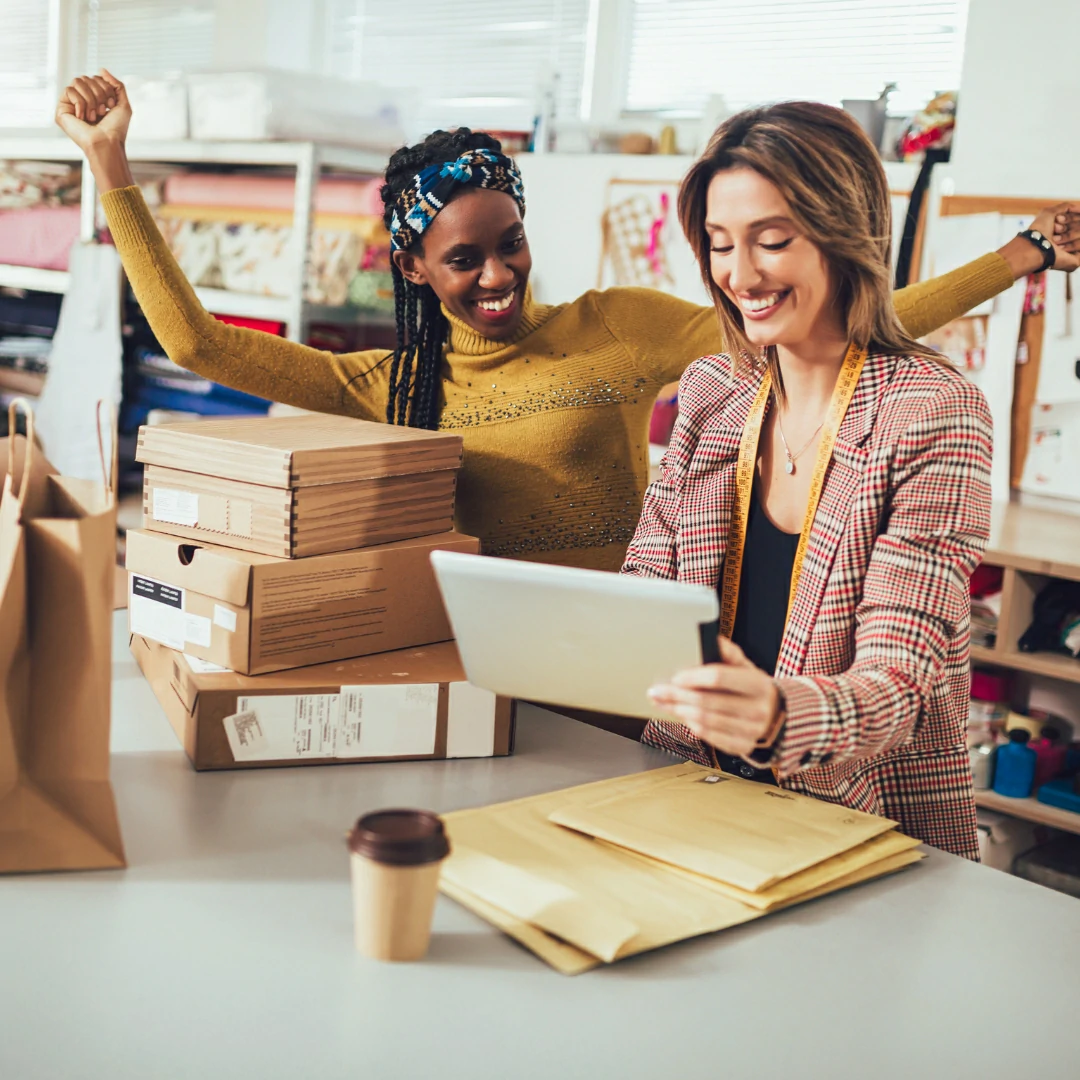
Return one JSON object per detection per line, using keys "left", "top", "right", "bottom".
{"left": 0, "top": 400, "right": 125, "bottom": 872}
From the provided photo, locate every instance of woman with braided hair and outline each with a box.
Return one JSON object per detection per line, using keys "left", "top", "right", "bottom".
{"left": 58, "top": 71, "right": 1080, "bottom": 572}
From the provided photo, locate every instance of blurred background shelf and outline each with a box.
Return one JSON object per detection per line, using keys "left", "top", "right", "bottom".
{"left": 971, "top": 644, "right": 1080, "bottom": 686}
{"left": 975, "top": 790, "right": 1080, "bottom": 836}
{"left": 0, "top": 264, "right": 71, "bottom": 293}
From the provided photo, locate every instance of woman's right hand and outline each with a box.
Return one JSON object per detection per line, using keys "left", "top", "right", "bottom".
{"left": 55, "top": 70, "right": 134, "bottom": 191}
{"left": 55, "top": 70, "right": 131, "bottom": 153}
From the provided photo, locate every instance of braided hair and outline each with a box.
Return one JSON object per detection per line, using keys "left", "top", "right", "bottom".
{"left": 381, "top": 128, "right": 504, "bottom": 429}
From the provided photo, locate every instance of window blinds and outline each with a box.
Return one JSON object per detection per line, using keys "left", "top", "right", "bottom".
{"left": 327, "top": 0, "right": 592, "bottom": 134}
{"left": 77, "top": 0, "right": 217, "bottom": 77}
{"left": 2, "top": 0, "right": 59, "bottom": 128}
{"left": 625, "top": 0, "right": 970, "bottom": 115}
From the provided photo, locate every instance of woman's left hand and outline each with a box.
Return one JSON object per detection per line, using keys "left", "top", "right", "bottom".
{"left": 648, "top": 637, "right": 782, "bottom": 758}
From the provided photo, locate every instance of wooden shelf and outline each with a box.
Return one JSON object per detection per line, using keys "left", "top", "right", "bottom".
{"left": 975, "top": 789, "right": 1080, "bottom": 835}
{"left": 971, "top": 645, "right": 1080, "bottom": 685}
{"left": 986, "top": 503, "right": 1080, "bottom": 582}
{"left": 0, "top": 135, "right": 384, "bottom": 173}
{"left": 193, "top": 287, "right": 290, "bottom": 322}
{"left": 0, "top": 264, "right": 70, "bottom": 293}
{"left": 191, "top": 289, "right": 393, "bottom": 329}
{"left": 971, "top": 645, "right": 1001, "bottom": 666}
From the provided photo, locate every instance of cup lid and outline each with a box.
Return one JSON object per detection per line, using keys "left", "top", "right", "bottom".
{"left": 348, "top": 809, "right": 450, "bottom": 866}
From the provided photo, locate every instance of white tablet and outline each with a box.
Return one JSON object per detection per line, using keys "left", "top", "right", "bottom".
{"left": 430, "top": 550, "right": 720, "bottom": 721}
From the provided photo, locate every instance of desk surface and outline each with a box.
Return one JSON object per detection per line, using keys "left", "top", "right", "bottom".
{"left": 2, "top": 616, "right": 1079, "bottom": 1080}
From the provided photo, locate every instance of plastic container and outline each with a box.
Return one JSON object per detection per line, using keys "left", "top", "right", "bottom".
{"left": 969, "top": 669, "right": 1010, "bottom": 745}
{"left": 1036, "top": 777, "right": 1080, "bottom": 815}
{"left": 1031, "top": 727, "right": 1067, "bottom": 788}
{"left": 993, "top": 729, "right": 1037, "bottom": 799}
{"left": 970, "top": 742, "right": 996, "bottom": 790}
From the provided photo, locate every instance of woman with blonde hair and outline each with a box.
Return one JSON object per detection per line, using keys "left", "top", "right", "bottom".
{"left": 56, "top": 73, "right": 1080, "bottom": 576}
{"left": 635, "top": 101, "right": 1021, "bottom": 858}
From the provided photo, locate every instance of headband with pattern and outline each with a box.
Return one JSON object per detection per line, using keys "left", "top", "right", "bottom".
{"left": 389, "top": 148, "right": 526, "bottom": 252}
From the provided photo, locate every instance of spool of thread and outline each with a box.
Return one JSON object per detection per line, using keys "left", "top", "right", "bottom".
{"left": 1004, "top": 711, "right": 1043, "bottom": 740}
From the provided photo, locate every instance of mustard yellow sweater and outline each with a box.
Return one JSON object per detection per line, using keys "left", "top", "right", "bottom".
{"left": 102, "top": 186, "right": 1013, "bottom": 571}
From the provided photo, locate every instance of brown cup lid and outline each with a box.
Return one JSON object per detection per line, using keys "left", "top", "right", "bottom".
{"left": 348, "top": 809, "right": 450, "bottom": 866}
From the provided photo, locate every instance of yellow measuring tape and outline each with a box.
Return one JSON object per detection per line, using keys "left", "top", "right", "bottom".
{"left": 707, "top": 343, "right": 866, "bottom": 779}
{"left": 719, "top": 342, "right": 868, "bottom": 641}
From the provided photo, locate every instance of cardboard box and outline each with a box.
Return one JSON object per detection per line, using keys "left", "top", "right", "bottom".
{"left": 137, "top": 414, "right": 463, "bottom": 558}
{"left": 126, "top": 528, "right": 478, "bottom": 675}
{"left": 132, "top": 635, "right": 517, "bottom": 771}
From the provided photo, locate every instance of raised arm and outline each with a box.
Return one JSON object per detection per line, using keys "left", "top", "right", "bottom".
{"left": 895, "top": 203, "right": 1080, "bottom": 340}
{"left": 55, "top": 71, "right": 393, "bottom": 422}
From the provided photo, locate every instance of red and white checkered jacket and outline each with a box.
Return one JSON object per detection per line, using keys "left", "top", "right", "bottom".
{"left": 623, "top": 350, "right": 992, "bottom": 860}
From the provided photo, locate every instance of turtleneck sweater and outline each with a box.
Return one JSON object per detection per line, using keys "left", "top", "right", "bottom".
{"left": 101, "top": 185, "right": 1014, "bottom": 571}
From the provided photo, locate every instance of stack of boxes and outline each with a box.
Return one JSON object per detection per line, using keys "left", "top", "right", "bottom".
{"left": 128, "top": 414, "right": 516, "bottom": 770}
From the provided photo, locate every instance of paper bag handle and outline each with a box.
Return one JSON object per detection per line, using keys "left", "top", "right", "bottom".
{"left": 95, "top": 399, "right": 119, "bottom": 505}
{"left": 5, "top": 398, "right": 34, "bottom": 513}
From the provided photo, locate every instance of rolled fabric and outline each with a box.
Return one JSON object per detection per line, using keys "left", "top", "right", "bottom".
{"left": 162, "top": 173, "right": 384, "bottom": 217}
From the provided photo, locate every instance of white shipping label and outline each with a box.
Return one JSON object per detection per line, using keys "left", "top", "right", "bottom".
{"left": 339, "top": 683, "right": 439, "bottom": 759}
{"left": 184, "top": 613, "right": 212, "bottom": 647}
{"left": 129, "top": 574, "right": 186, "bottom": 650}
{"left": 152, "top": 487, "right": 199, "bottom": 527}
{"left": 183, "top": 654, "right": 232, "bottom": 674}
{"left": 446, "top": 682, "right": 497, "bottom": 759}
{"left": 222, "top": 710, "right": 269, "bottom": 761}
{"left": 213, "top": 604, "right": 238, "bottom": 632}
{"left": 233, "top": 694, "right": 341, "bottom": 761}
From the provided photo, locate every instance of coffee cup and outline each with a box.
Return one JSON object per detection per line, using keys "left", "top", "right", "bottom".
{"left": 348, "top": 809, "right": 450, "bottom": 962}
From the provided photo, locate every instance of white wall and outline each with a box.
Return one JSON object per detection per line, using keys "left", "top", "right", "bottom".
{"left": 950, "top": 0, "right": 1080, "bottom": 198}
{"left": 518, "top": 156, "right": 921, "bottom": 308}
{"left": 516, "top": 152, "right": 709, "bottom": 307}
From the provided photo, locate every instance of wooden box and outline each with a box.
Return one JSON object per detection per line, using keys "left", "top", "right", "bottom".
{"left": 131, "top": 635, "right": 517, "bottom": 771}
{"left": 137, "top": 414, "right": 463, "bottom": 558}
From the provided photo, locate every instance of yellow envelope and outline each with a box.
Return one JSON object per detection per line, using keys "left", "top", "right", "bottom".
{"left": 441, "top": 765, "right": 922, "bottom": 971}
{"left": 549, "top": 763, "right": 897, "bottom": 892}
{"left": 600, "top": 830, "right": 923, "bottom": 910}
{"left": 442, "top": 782, "right": 764, "bottom": 963}
{"left": 442, "top": 842, "right": 922, "bottom": 974}
{"left": 439, "top": 876, "right": 600, "bottom": 976}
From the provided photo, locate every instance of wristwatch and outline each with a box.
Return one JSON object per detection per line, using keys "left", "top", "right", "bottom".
{"left": 1018, "top": 228, "right": 1056, "bottom": 273}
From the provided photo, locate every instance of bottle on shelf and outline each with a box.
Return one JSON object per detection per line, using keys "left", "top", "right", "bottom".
{"left": 969, "top": 668, "right": 1010, "bottom": 747}
{"left": 1030, "top": 726, "right": 1067, "bottom": 789}
{"left": 970, "top": 741, "right": 996, "bottom": 790}
{"left": 993, "top": 729, "right": 1037, "bottom": 799}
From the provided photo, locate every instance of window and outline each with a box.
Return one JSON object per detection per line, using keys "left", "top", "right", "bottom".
{"left": 2, "top": 0, "right": 60, "bottom": 128}
{"left": 77, "top": 0, "right": 217, "bottom": 77}
{"left": 625, "top": 0, "right": 970, "bottom": 116}
{"left": 327, "top": 0, "right": 593, "bottom": 135}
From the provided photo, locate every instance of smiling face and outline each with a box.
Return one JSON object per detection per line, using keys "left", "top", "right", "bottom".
{"left": 392, "top": 187, "right": 532, "bottom": 341}
{"left": 705, "top": 166, "right": 843, "bottom": 353}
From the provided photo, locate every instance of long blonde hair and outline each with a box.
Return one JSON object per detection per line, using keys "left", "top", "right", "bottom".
{"left": 678, "top": 101, "right": 941, "bottom": 390}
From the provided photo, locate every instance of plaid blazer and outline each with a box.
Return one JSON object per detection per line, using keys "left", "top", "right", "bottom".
{"left": 623, "top": 350, "right": 992, "bottom": 860}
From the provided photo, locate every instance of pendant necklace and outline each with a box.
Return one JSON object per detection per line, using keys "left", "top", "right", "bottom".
{"left": 775, "top": 401, "right": 824, "bottom": 475}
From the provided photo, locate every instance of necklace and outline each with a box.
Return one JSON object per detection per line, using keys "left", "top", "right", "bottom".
{"left": 774, "top": 400, "right": 824, "bottom": 475}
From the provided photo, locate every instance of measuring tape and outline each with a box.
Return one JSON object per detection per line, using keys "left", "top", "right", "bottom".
{"left": 707, "top": 343, "right": 867, "bottom": 780}
{"left": 719, "top": 342, "right": 868, "bottom": 640}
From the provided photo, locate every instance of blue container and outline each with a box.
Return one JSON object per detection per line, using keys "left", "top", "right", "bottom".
{"left": 1036, "top": 778, "right": 1080, "bottom": 815}
{"left": 993, "top": 729, "right": 1037, "bottom": 798}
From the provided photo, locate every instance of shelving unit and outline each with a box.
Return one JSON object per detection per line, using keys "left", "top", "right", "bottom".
{"left": 0, "top": 135, "right": 389, "bottom": 342}
{"left": 0, "top": 265, "right": 71, "bottom": 293}
{"left": 973, "top": 501, "right": 1080, "bottom": 832}
{"left": 974, "top": 790, "right": 1080, "bottom": 836}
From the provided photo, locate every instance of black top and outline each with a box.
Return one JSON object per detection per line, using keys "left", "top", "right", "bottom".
{"left": 730, "top": 485, "right": 800, "bottom": 676}
{"left": 711, "top": 484, "right": 799, "bottom": 785}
